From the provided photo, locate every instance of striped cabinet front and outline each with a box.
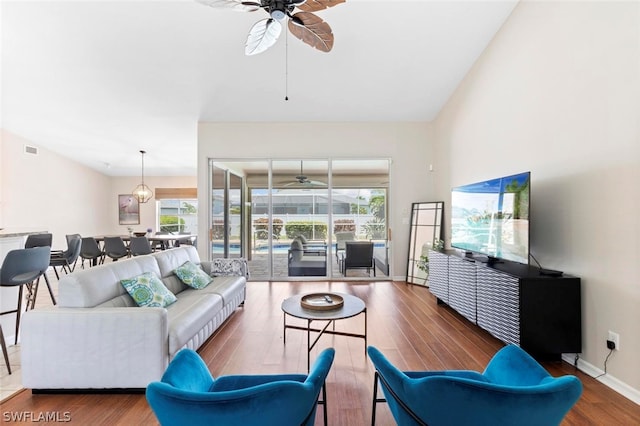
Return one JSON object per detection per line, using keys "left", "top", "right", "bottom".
{"left": 428, "top": 250, "right": 449, "bottom": 304}
{"left": 476, "top": 266, "right": 520, "bottom": 346}
{"left": 448, "top": 256, "right": 477, "bottom": 323}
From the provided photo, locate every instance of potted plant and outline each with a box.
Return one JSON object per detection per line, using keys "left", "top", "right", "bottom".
{"left": 416, "top": 239, "right": 444, "bottom": 278}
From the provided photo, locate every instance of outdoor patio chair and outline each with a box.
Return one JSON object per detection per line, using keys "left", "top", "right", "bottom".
{"left": 342, "top": 241, "right": 375, "bottom": 276}
{"left": 334, "top": 231, "right": 356, "bottom": 262}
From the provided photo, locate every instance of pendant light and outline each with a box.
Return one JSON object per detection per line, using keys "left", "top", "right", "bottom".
{"left": 132, "top": 150, "right": 153, "bottom": 203}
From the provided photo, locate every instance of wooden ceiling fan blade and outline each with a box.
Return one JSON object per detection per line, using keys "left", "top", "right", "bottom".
{"left": 296, "top": 0, "right": 345, "bottom": 13}
{"left": 246, "top": 18, "right": 282, "bottom": 56}
{"left": 287, "top": 12, "right": 334, "bottom": 52}
{"left": 196, "top": 0, "right": 262, "bottom": 12}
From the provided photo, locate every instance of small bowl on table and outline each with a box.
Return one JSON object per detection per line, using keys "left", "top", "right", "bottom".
{"left": 133, "top": 232, "right": 147, "bottom": 237}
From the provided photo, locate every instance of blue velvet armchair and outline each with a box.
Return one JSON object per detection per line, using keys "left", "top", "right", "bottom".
{"left": 146, "top": 347, "right": 335, "bottom": 426}
{"left": 368, "top": 345, "right": 582, "bottom": 426}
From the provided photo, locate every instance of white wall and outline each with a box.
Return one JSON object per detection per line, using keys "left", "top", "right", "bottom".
{"left": 197, "top": 122, "right": 436, "bottom": 279}
{"left": 1, "top": 130, "right": 198, "bottom": 240}
{"left": 1, "top": 129, "right": 112, "bottom": 249}
{"left": 433, "top": 1, "right": 640, "bottom": 399}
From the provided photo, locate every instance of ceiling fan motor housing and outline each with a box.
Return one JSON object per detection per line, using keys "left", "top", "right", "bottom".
{"left": 268, "top": 0, "right": 288, "bottom": 20}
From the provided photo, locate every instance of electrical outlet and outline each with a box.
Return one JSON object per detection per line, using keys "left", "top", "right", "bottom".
{"left": 607, "top": 331, "right": 620, "bottom": 350}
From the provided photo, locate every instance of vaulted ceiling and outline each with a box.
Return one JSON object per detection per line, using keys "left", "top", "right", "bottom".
{"left": 1, "top": 0, "right": 518, "bottom": 176}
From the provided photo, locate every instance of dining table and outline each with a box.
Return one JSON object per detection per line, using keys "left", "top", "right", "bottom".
{"left": 93, "top": 234, "right": 195, "bottom": 251}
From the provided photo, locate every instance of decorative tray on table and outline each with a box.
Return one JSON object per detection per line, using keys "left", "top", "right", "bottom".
{"left": 300, "top": 293, "right": 344, "bottom": 311}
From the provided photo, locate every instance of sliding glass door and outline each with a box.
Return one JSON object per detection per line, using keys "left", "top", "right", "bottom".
{"left": 270, "top": 160, "right": 329, "bottom": 280}
{"left": 330, "top": 159, "right": 390, "bottom": 279}
{"left": 210, "top": 163, "right": 244, "bottom": 258}
{"left": 208, "top": 158, "right": 390, "bottom": 281}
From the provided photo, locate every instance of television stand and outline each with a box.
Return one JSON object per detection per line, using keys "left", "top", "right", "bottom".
{"left": 482, "top": 255, "right": 502, "bottom": 265}
{"left": 539, "top": 268, "right": 563, "bottom": 277}
{"left": 464, "top": 253, "right": 502, "bottom": 265}
{"left": 427, "top": 250, "right": 581, "bottom": 358}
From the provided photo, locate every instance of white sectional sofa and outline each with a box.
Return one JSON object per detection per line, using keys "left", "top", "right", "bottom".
{"left": 20, "top": 246, "right": 246, "bottom": 391}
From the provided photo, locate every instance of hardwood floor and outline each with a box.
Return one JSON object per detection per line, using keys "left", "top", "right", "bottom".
{"left": 1, "top": 280, "right": 639, "bottom": 425}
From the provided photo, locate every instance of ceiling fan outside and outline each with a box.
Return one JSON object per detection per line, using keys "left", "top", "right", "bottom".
{"left": 195, "top": 0, "right": 346, "bottom": 55}
{"left": 280, "top": 161, "right": 326, "bottom": 187}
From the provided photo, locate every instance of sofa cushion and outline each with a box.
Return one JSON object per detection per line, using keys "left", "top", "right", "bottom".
{"left": 166, "top": 291, "right": 223, "bottom": 356}
{"left": 121, "top": 272, "right": 177, "bottom": 308}
{"left": 162, "top": 274, "right": 189, "bottom": 296}
{"left": 59, "top": 255, "right": 162, "bottom": 308}
{"left": 199, "top": 275, "right": 246, "bottom": 305}
{"left": 174, "top": 261, "right": 212, "bottom": 289}
{"left": 153, "top": 246, "right": 201, "bottom": 279}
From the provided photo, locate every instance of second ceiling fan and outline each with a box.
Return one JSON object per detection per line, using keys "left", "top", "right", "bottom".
{"left": 196, "top": 0, "right": 346, "bottom": 55}
{"left": 276, "top": 161, "right": 326, "bottom": 187}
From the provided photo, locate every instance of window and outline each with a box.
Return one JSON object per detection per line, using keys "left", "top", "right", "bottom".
{"left": 157, "top": 199, "right": 198, "bottom": 234}
{"left": 155, "top": 188, "right": 198, "bottom": 234}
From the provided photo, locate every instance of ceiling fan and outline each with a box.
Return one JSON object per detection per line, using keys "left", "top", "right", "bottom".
{"left": 282, "top": 161, "right": 326, "bottom": 187}
{"left": 196, "top": 0, "right": 346, "bottom": 55}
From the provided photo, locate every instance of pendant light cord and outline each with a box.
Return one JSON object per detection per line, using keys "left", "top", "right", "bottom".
{"left": 140, "top": 150, "right": 146, "bottom": 185}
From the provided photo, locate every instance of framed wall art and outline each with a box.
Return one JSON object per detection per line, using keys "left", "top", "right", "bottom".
{"left": 118, "top": 194, "right": 140, "bottom": 225}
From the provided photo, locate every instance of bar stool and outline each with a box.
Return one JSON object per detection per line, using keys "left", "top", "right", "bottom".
{"left": 0, "top": 324, "right": 10, "bottom": 375}
{"left": 0, "top": 246, "right": 51, "bottom": 373}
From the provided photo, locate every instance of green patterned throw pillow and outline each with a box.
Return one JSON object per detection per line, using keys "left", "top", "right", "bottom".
{"left": 174, "top": 261, "right": 212, "bottom": 290}
{"left": 121, "top": 272, "right": 177, "bottom": 307}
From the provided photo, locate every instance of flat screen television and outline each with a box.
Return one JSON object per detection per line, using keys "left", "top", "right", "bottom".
{"left": 451, "top": 171, "right": 530, "bottom": 264}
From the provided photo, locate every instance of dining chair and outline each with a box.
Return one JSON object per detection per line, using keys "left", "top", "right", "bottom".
{"left": 343, "top": 241, "right": 376, "bottom": 276}
{"left": 129, "top": 236, "right": 153, "bottom": 256}
{"left": 65, "top": 233, "right": 82, "bottom": 269}
{"left": 103, "top": 236, "right": 129, "bottom": 261}
{"left": 80, "top": 237, "right": 105, "bottom": 268}
{"left": 49, "top": 235, "right": 81, "bottom": 279}
{"left": 65, "top": 233, "right": 81, "bottom": 245}
{"left": 368, "top": 345, "right": 583, "bottom": 426}
{"left": 24, "top": 233, "right": 52, "bottom": 249}
{"left": 146, "top": 347, "right": 335, "bottom": 426}
{"left": 0, "top": 246, "right": 52, "bottom": 355}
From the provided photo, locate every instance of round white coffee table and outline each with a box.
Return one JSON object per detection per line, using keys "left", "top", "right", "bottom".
{"left": 282, "top": 292, "right": 367, "bottom": 371}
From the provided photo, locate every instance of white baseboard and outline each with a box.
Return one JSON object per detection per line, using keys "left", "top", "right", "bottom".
{"left": 562, "top": 353, "right": 640, "bottom": 405}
